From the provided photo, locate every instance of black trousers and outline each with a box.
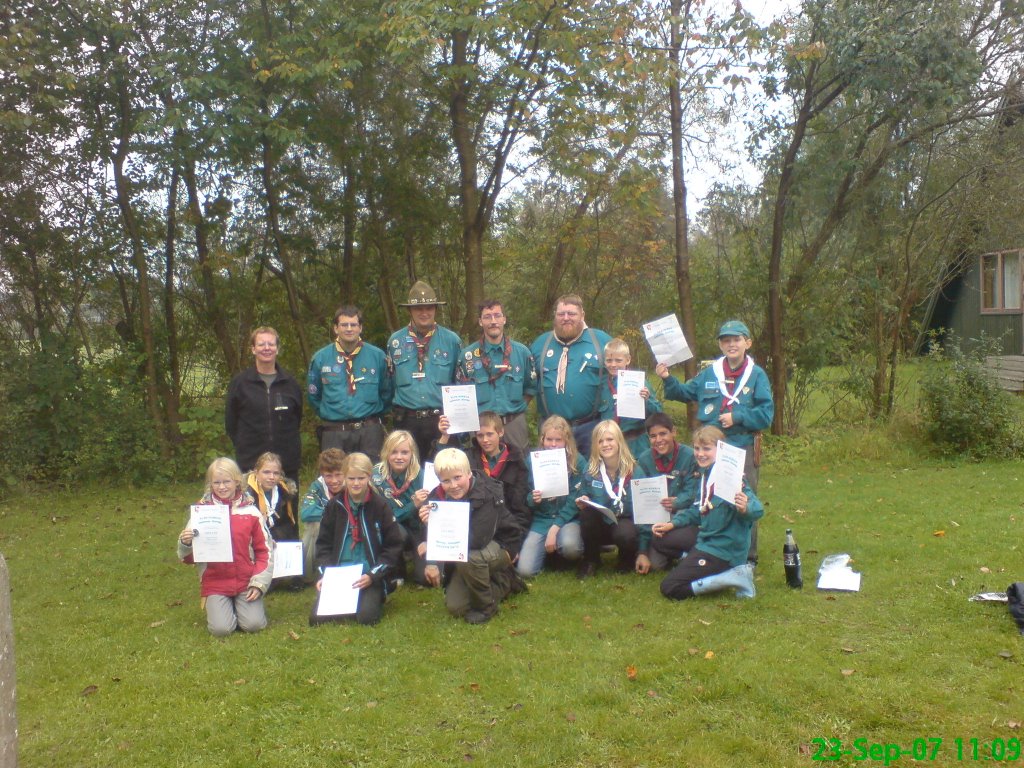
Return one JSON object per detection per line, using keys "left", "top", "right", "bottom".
{"left": 392, "top": 409, "right": 442, "bottom": 464}
{"left": 309, "top": 579, "right": 385, "bottom": 626}
{"left": 579, "top": 507, "right": 640, "bottom": 570}
{"left": 660, "top": 549, "right": 729, "bottom": 600}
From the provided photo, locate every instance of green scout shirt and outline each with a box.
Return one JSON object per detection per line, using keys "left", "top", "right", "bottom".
{"left": 457, "top": 337, "right": 536, "bottom": 416}
{"left": 306, "top": 341, "right": 393, "bottom": 421}
{"left": 387, "top": 324, "right": 462, "bottom": 410}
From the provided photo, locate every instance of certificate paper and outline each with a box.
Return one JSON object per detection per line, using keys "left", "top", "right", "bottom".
{"left": 272, "top": 541, "right": 303, "bottom": 579}
{"left": 579, "top": 497, "right": 618, "bottom": 525}
{"left": 422, "top": 462, "right": 441, "bottom": 493}
{"left": 709, "top": 441, "right": 746, "bottom": 503}
{"left": 425, "top": 501, "right": 471, "bottom": 562}
{"left": 530, "top": 449, "right": 569, "bottom": 499}
{"left": 188, "top": 504, "right": 232, "bottom": 563}
{"left": 442, "top": 385, "right": 480, "bottom": 434}
{"left": 615, "top": 370, "right": 647, "bottom": 420}
{"left": 316, "top": 564, "right": 364, "bottom": 616}
{"left": 643, "top": 314, "right": 693, "bottom": 367}
{"left": 631, "top": 476, "right": 669, "bottom": 525}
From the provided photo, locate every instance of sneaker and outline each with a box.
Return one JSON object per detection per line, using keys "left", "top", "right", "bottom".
{"left": 576, "top": 561, "right": 598, "bottom": 580}
{"left": 387, "top": 578, "right": 404, "bottom": 594}
{"left": 465, "top": 605, "right": 496, "bottom": 624}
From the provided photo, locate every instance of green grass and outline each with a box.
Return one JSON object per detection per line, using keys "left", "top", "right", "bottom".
{"left": 3, "top": 456, "right": 1024, "bottom": 767}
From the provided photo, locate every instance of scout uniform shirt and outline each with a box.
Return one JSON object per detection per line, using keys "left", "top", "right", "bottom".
{"left": 636, "top": 442, "right": 698, "bottom": 511}
{"left": 387, "top": 324, "right": 462, "bottom": 410}
{"left": 307, "top": 341, "right": 393, "bottom": 421}
{"left": 457, "top": 336, "right": 537, "bottom": 416}
{"left": 530, "top": 327, "right": 612, "bottom": 422}
{"left": 662, "top": 356, "right": 774, "bottom": 449}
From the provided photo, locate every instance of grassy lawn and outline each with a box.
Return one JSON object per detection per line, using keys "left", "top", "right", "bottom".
{"left": 3, "top": 451, "right": 1023, "bottom": 767}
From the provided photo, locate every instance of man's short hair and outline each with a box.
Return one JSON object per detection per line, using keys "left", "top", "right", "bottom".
{"left": 645, "top": 413, "right": 675, "bottom": 434}
{"left": 249, "top": 326, "right": 279, "bottom": 347}
{"left": 334, "top": 305, "right": 363, "bottom": 325}
{"left": 433, "top": 448, "right": 471, "bottom": 476}
{"left": 554, "top": 294, "right": 584, "bottom": 312}
{"left": 477, "top": 299, "right": 504, "bottom": 316}
{"left": 318, "top": 448, "right": 347, "bottom": 474}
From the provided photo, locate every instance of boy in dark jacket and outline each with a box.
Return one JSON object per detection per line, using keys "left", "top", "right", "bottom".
{"left": 419, "top": 448, "right": 522, "bottom": 624}
{"left": 310, "top": 453, "right": 403, "bottom": 626}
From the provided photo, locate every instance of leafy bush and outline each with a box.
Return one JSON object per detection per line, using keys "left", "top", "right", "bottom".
{"left": 0, "top": 340, "right": 165, "bottom": 493}
{"left": 918, "top": 332, "right": 1024, "bottom": 458}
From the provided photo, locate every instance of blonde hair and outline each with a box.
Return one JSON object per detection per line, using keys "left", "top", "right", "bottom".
{"left": 538, "top": 415, "right": 580, "bottom": 474}
{"left": 433, "top": 447, "right": 471, "bottom": 476}
{"left": 205, "top": 457, "right": 243, "bottom": 496}
{"left": 343, "top": 452, "right": 374, "bottom": 477}
{"left": 603, "top": 338, "right": 631, "bottom": 357}
{"left": 380, "top": 430, "right": 421, "bottom": 479}
{"left": 587, "top": 420, "right": 636, "bottom": 478}
{"left": 253, "top": 452, "right": 282, "bottom": 473}
{"left": 692, "top": 425, "right": 726, "bottom": 447}
{"left": 249, "top": 326, "right": 279, "bottom": 347}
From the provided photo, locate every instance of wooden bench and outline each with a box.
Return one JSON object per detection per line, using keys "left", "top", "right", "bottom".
{"left": 985, "top": 355, "right": 1024, "bottom": 393}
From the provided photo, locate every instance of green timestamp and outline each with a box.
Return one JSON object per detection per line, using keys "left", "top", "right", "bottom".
{"left": 810, "top": 736, "right": 1023, "bottom": 764}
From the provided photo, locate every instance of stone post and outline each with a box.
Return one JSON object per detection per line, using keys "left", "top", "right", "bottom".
{"left": 0, "top": 553, "right": 16, "bottom": 768}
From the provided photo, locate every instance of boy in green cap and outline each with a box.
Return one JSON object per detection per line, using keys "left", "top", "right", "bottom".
{"left": 655, "top": 320, "right": 773, "bottom": 562}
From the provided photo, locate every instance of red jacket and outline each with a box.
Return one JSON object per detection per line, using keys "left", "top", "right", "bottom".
{"left": 178, "top": 492, "right": 275, "bottom": 598}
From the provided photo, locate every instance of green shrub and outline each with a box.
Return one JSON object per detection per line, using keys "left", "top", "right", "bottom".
{"left": 918, "top": 332, "right": 1024, "bottom": 458}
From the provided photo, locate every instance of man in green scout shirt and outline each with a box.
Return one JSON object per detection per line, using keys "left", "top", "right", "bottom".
{"left": 387, "top": 281, "right": 463, "bottom": 461}
{"left": 530, "top": 294, "right": 611, "bottom": 456}
{"left": 456, "top": 299, "right": 536, "bottom": 453}
{"left": 307, "top": 306, "right": 393, "bottom": 459}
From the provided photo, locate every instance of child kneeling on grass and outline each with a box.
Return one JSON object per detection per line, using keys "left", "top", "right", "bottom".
{"left": 178, "top": 457, "right": 274, "bottom": 636}
{"left": 310, "top": 453, "right": 403, "bottom": 626}
{"left": 657, "top": 426, "right": 763, "bottom": 600}
{"left": 418, "top": 448, "right": 522, "bottom": 625}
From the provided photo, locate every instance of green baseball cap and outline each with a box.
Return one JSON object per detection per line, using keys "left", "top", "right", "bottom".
{"left": 717, "top": 320, "right": 751, "bottom": 338}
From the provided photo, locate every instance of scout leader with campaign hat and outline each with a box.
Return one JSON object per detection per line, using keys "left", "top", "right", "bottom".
{"left": 387, "top": 281, "right": 462, "bottom": 461}
{"left": 655, "top": 320, "right": 773, "bottom": 562}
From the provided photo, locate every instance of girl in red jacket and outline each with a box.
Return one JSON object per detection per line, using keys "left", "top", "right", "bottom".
{"left": 178, "top": 457, "right": 274, "bottom": 636}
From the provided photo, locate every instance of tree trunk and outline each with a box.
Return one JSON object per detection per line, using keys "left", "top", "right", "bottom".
{"left": 0, "top": 554, "right": 15, "bottom": 768}
{"left": 112, "top": 69, "right": 169, "bottom": 457}
{"left": 669, "top": 0, "right": 698, "bottom": 426}
{"left": 162, "top": 168, "right": 182, "bottom": 441}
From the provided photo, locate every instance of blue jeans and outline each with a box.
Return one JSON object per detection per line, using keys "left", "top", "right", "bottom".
{"left": 516, "top": 522, "right": 583, "bottom": 577}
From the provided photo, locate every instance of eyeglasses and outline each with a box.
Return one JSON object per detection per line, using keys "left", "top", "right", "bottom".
{"left": 555, "top": 311, "right": 580, "bottom": 319}
{"left": 480, "top": 313, "right": 504, "bottom": 321}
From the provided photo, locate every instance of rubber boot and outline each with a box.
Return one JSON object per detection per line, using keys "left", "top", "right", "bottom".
{"left": 691, "top": 563, "right": 756, "bottom": 599}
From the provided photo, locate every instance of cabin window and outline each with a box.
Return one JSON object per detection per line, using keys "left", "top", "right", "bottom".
{"left": 981, "top": 251, "right": 1022, "bottom": 312}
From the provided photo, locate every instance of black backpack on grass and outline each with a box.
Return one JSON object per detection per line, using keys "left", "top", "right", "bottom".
{"left": 1007, "top": 583, "right": 1024, "bottom": 635}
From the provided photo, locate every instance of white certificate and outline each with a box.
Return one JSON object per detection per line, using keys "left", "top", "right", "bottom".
{"left": 316, "top": 564, "right": 364, "bottom": 616}
{"left": 271, "top": 541, "right": 303, "bottom": 578}
{"left": 579, "top": 497, "right": 618, "bottom": 525}
{"left": 709, "top": 440, "right": 746, "bottom": 503}
{"left": 530, "top": 449, "right": 569, "bottom": 499}
{"left": 615, "top": 370, "right": 647, "bottom": 420}
{"left": 425, "top": 501, "right": 471, "bottom": 562}
{"left": 188, "top": 504, "right": 232, "bottom": 563}
{"left": 643, "top": 313, "right": 693, "bottom": 367}
{"left": 422, "top": 462, "right": 441, "bottom": 493}
{"left": 441, "top": 384, "right": 480, "bottom": 434}
{"left": 631, "top": 476, "right": 669, "bottom": 525}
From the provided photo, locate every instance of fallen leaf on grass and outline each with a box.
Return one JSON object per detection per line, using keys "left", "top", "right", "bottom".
{"left": 508, "top": 703, "right": 523, "bottom": 711}
{"left": 799, "top": 743, "right": 812, "bottom": 756}
{"left": 1008, "top": 721, "right": 1021, "bottom": 730}
{"left": 463, "top": 754, "right": 473, "bottom": 762}
{"left": 166, "top": 599, "right": 183, "bottom": 607}
{"left": 492, "top": 643, "right": 503, "bottom": 652}
{"left": 841, "top": 669, "right": 855, "bottom": 677}
{"left": 825, "top": 596, "right": 836, "bottom": 601}
{"left": 933, "top": 530, "right": 946, "bottom": 537}
{"left": 782, "top": 515, "right": 794, "bottom": 524}
{"left": 950, "top": 520, "right": 960, "bottom": 527}
{"left": 509, "top": 628, "right": 529, "bottom": 637}
{"left": 468, "top": 682, "right": 481, "bottom": 693}
{"left": 688, "top": 648, "right": 699, "bottom": 656}
{"left": 626, "top": 665, "right": 638, "bottom": 680}
{"left": 646, "top": 690, "right": 658, "bottom": 698}
{"left": 698, "top": 619, "right": 712, "bottom": 626}
{"left": 149, "top": 620, "right": 166, "bottom": 628}
{"left": 366, "top": 701, "right": 378, "bottom": 708}
{"left": 980, "top": 566, "right": 992, "bottom": 574}
{"left": 704, "top": 651, "right": 715, "bottom": 660}
{"left": 288, "top": 630, "right": 301, "bottom": 641}
{"left": 81, "top": 685, "right": 98, "bottom": 697}
{"left": 841, "top": 647, "right": 856, "bottom": 654}
{"left": 233, "top": 679, "right": 246, "bottom": 685}
{"left": 566, "top": 712, "right": 576, "bottom": 723}
{"left": 307, "top": 679, "right": 317, "bottom": 685}
{"left": 633, "top": 623, "right": 645, "bottom": 630}
{"left": 998, "top": 651, "right": 1014, "bottom": 660}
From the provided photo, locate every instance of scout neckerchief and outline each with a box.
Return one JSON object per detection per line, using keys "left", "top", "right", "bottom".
{"left": 698, "top": 470, "right": 715, "bottom": 514}
{"left": 335, "top": 340, "right": 363, "bottom": 394}
{"left": 711, "top": 355, "right": 753, "bottom": 411}
{"left": 481, "top": 445, "right": 510, "bottom": 479}
{"left": 386, "top": 468, "right": 414, "bottom": 498}
{"left": 479, "top": 335, "right": 512, "bottom": 384}
{"left": 340, "top": 490, "right": 364, "bottom": 550}
{"left": 654, "top": 443, "right": 680, "bottom": 475}
{"left": 599, "top": 461, "right": 630, "bottom": 515}
{"left": 408, "top": 324, "right": 436, "bottom": 374}
{"left": 555, "top": 328, "right": 585, "bottom": 394}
